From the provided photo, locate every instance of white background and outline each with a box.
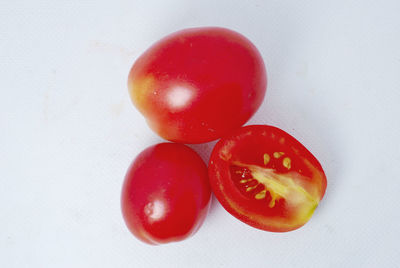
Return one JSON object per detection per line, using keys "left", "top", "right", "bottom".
{"left": 1, "top": 0, "right": 400, "bottom": 267}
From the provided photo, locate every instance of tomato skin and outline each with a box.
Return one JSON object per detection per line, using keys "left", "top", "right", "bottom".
{"left": 208, "top": 125, "right": 327, "bottom": 232}
{"left": 128, "top": 27, "right": 267, "bottom": 144}
{"left": 121, "top": 143, "right": 211, "bottom": 245}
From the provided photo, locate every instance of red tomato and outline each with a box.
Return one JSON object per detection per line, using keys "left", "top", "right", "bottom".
{"left": 128, "top": 27, "right": 267, "bottom": 143}
{"left": 208, "top": 125, "right": 327, "bottom": 232}
{"left": 121, "top": 143, "right": 211, "bottom": 245}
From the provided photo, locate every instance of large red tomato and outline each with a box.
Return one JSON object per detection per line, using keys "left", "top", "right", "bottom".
{"left": 208, "top": 125, "right": 327, "bottom": 232}
{"left": 121, "top": 143, "right": 211, "bottom": 245}
{"left": 128, "top": 27, "right": 267, "bottom": 143}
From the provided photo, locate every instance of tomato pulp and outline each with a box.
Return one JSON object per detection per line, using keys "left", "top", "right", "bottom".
{"left": 128, "top": 27, "right": 267, "bottom": 143}
{"left": 208, "top": 125, "right": 327, "bottom": 232}
{"left": 121, "top": 143, "right": 211, "bottom": 244}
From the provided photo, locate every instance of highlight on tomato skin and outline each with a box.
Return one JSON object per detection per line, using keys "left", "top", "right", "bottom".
{"left": 208, "top": 125, "right": 327, "bottom": 232}
{"left": 128, "top": 27, "right": 267, "bottom": 144}
{"left": 121, "top": 143, "right": 211, "bottom": 245}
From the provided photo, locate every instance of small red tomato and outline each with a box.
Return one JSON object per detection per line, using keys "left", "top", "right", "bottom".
{"left": 128, "top": 27, "right": 267, "bottom": 143}
{"left": 208, "top": 125, "right": 327, "bottom": 232}
{"left": 121, "top": 143, "right": 211, "bottom": 245}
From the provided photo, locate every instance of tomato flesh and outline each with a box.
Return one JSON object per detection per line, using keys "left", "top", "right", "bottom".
{"left": 209, "top": 125, "right": 327, "bottom": 232}
{"left": 121, "top": 143, "right": 211, "bottom": 244}
{"left": 128, "top": 27, "right": 267, "bottom": 143}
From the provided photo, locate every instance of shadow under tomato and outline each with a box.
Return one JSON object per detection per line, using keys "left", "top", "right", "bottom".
{"left": 188, "top": 141, "right": 222, "bottom": 217}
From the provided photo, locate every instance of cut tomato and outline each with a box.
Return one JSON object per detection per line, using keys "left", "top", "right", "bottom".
{"left": 208, "top": 125, "right": 327, "bottom": 232}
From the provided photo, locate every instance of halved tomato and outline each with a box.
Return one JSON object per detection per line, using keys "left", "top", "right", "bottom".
{"left": 208, "top": 125, "right": 327, "bottom": 232}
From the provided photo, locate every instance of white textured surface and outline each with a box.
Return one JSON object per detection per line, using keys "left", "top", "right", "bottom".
{"left": 1, "top": 0, "right": 400, "bottom": 267}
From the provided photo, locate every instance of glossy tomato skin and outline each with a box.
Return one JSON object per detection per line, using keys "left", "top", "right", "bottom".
{"left": 209, "top": 125, "right": 327, "bottom": 232}
{"left": 121, "top": 143, "right": 211, "bottom": 245}
{"left": 128, "top": 27, "right": 267, "bottom": 144}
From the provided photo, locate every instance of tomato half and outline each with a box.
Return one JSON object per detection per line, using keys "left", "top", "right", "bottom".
{"left": 208, "top": 125, "right": 327, "bottom": 232}
{"left": 121, "top": 143, "right": 211, "bottom": 245}
{"left": 128, "top": 27, "right": 267, "bottom": 143}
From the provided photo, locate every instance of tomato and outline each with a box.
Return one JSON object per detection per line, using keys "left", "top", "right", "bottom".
{"left": 128, "top": 27, "right": 267, "bottom": 144}
{"left": 121, "top": 143, "right": 211, "bottom": 245}
{"left": 208, "top": 125, "right": 327, "bottom": 232}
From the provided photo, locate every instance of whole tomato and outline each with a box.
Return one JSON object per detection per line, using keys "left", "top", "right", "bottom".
{"left": 121, "top": 143, "right": 211, "bottom": 245}
{"left": 209, "top": 125, "right": 327, "bottom": 232}
{"left": 128, "top": 27, "right": 267, "bottom": 143}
